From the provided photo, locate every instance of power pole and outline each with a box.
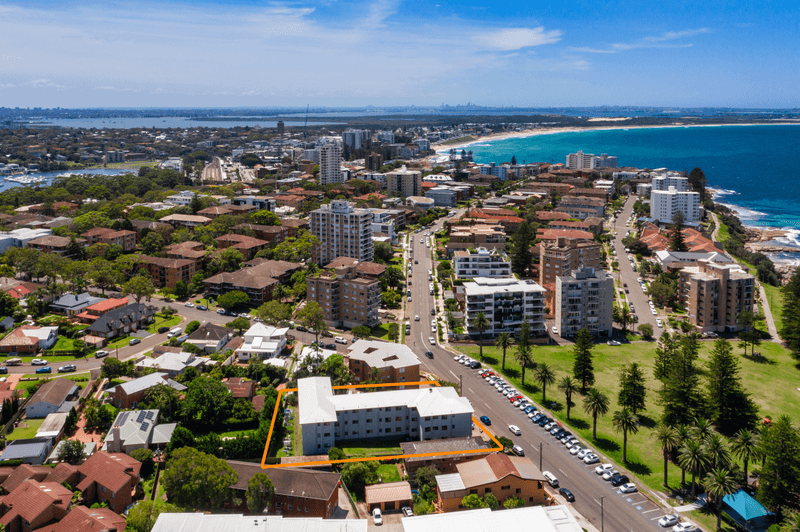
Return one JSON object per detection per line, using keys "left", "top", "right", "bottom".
{"left": 600, "top": 496, "right": 605, "bottom": 532}
{"left": 458, "top": 374, "right": 462, "bottom": 396}
{"left": 539, "top": 441, "right": 543, "bottom": 471}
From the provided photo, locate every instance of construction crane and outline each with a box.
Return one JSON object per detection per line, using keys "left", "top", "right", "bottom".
{"left": 303, "top": 104, "right": 309, "bottom": 140}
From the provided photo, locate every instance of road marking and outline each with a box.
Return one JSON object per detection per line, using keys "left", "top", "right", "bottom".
{"left": 557, "top": 468, "right": 567, "bottom": 477}
{"left": 450, "top": 370, "right": 458, "bottom": 379}
{"left": 468, "top": 388, "right": 475, "bottom": 395}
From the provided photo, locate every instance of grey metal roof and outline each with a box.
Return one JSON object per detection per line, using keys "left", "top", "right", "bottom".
{"left": 51, "top": 292, "right": 104, "bottom": 309}
{"left": 435, "top": 473, "right": 466, "bottom": 493}
{"left": 1, "top": 438, "right": 50, "bottom": 461}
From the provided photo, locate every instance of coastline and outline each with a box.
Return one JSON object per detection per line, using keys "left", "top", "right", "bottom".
{"left": 432, "top": 121, "right": 800, "bottom": 154}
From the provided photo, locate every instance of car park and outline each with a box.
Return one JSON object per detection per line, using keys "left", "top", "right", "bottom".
{"left": 479, "top": 415, "right": 491, "bottom": 425}
{"left": 559, "top": 488, "right": 575, "bottom": 502}
{"left": 512, "top": 445, "right": 525, "bottom": 456}
{"left": 620, "top": 483, "right": 637, "bottom": 493}
{"left": 36, "top": 366, "right": 52, "bottom": 374}
{"left": 610, "top": 475, "right": 630, "bottom": 487}
{"left": 57, "top": 364, "right": 77, "bottom": 373}
{"left": 658, "top": 515, "right": 680, "bottom": 528}
{"left": 31, "top": 358, "right": 47, "bottom": 365}
{"left": 508, "top": 425, "right": 521, "bottom": 435}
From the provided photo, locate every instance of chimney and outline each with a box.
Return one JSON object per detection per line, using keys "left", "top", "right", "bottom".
{"left": 111, "top": 425, "right": 121, "bottom": 453}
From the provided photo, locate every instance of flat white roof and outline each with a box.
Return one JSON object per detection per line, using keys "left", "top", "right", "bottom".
{"left": 347, "top": 340, "right": 420, "bottom": 370}
{"left": 151, "top": 514, "right": 367, "bottom": 532}
{"left": 463, "top": 277, "right": 545, "bottom": 296}
{"left": 401, "top": 505, "right": 582, "bottom": 532}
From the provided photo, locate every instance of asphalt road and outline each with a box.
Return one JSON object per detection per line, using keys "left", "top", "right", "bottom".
{"left": 400, "top": 207, "right": 675, "bottom": 532}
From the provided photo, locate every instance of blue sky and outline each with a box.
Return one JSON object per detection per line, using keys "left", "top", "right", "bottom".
{"left": 0, "top": 0, "right": 798, "bottom": 108}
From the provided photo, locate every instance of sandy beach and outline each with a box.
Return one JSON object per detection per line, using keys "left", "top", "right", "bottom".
{"left": 432, "top": 121, "right": 800, "bottom": 154}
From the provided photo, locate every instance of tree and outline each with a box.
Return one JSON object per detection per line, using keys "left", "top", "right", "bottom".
{"left": 161, "top": 447, "right": 238, "bottom": 510}
{"left": 738, "top": 309, "right": 761, "bottom": 357}
{"left": 779, "top": 512, "right": 800, "bottom": 532}
{"left": 638, "top": 323, "right": 654, "bottom": 340}
{"left": 373, "top": 241, "right": 395, "bottom": 264}
{"left": 167, "top": 426, "right": 196, "bottom": 456}
{"left": 341, "top": 461, "right": 378, "bottom": 498}
{"left": 782, "top": 267, "right": 800, "bottom": 359}
{"left": 123, "top": 274, "right": 156, "bottom": 303}
{"left": 687, "top": 168, "right": 708, "bottom": 202}
{"left": 706, "top": 338, "right": 758, "bottom": 434}
{"left": 704, "top": 433, "right": 731, "bottom": 471}
{"left": 185, "top": 320, "right": 201, "bottom": 335}
{"left": 678, "top": 439, "right": 710, "bottom": 499}
{"left": 572, "top": 328, "right": 595, "bottom": 392}
{"left": 144, "top": 384, "right": 181, "bottom": 422}
{"left": 535, "top": 363, "right": 556, "bottom": 403}
{"left": 660, "top": 334, "right": 704, "bottom": 427}
{"left": 503, "top": 496, "right": 525, "bottom": 509}
{"left": 704, "top": 467, "right": 739, "bottom": 531}
{"left": 612, "top": 408, "right": 640, "bottom": 463}
{"left": 618, "top": 363, "right": 647, "bottom": 414}
{"left": 509, "top": 220, "right": 535, "bottom": 276}
{"left": 216, "top": 290, "right": 250, "bottom": 310}
{"left": 173, "top": 280, "right": 189, "bottom": 299}
{"left": 414, "top": 466, "right": 440, "bottom": 493}
{"left": 126, "top": 500, "right": 181, "bottom": 532}
{"left": 130, "top": 448, "right": 155, "bottom": 478}
{"left": 472, "top": 311, "right": 491, "bottom": 360}
{"left": 182, "top": 377, "right": 234, "bottom": 427}
{"left": 56, "top": 439, "right": 85, "bottom": 464}
{"left": 483, "top": 492, "right": 499, "bottom": 510}
{"left": 297, "top": 301, "right": 328, "bottom": 343}
{"left": 141, "top": 231, "right": 166, "bottom": 255}
{"left": 414, "top": 499, "right": 434, "bottom": 515}
{"left": 246, "top": 472, "right": 275, "bottom": 514}
{"left": 653, "top": 332, "right": 677, "bottom": 387}
{"left": 250, "top": 210, "right": 280, "bottom": 225}
{"left": 557, "top": 376, "right": 579, "bottom": 420}
{"left": 461, "top": 493, "right": 488, "bottom": 509}
{"left": 730, "top": 429, "right": 761, "bottom": 488}
{"left": 495, "top": 332, "right": 513, "bottom": 371}
{"left": 101, "top": 357, "right": 134, "bottom": 379}
{"left": 227, "top": 317, "right": 250, "bottom": 334}
{"left": 383, "top": 265, "right": 404, "bottom": 288}
{"left": 583, "top": 389, "right": 609, "bottom": 440}
{"left": 670, "top": 210, "right": 687, "bottom": 252}
{"left": 758, "top": 415, "right": 800, "bottom": 518}
{"left": 352, "top": 325, "right": 372, "bottom": 339}
{"left": 514, "top": 344, "right": 534, "bottom": 386}
{"left": 653, "top": 424, "right": 678, "bottom": 487}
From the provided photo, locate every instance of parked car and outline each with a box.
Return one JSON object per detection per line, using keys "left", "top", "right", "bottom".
{"left": 31, "top": 358, "right": 48, "bottom": 365}
{"left": 479, "top": 415, "right": 491, "bottom": 426}
{"left": 672, "top": 524, "right": 698, "bottom": 532}
{"left": 559, "top": 488, "right": 575, "bottom": 502}
{"left": 469, "top": 361, "right": 481, "bottom": 369}
{"left": 602, "top": 469, "right": 620, "bottom": 481}
{"left": 296, "top": 326, "right": 308, "bottom": 332}
{"left": 197, "top": 305, "right": 208, "bottom": 311}
{"left": 658, "top": 514, "right": 680, "bottom": 528}
{"left": 35, "top": 366, "right": 52, "bottom": 374}
{"left": 216, "top": 308, "right": 226, "bottom": 314}
{"left": 429, "top": 337, "right": 436, "bottom": 345}
{"left": 569, "top": 445, "right": 583, "bottom": 455}
{"left": 610, "top": 475, "right": 630, "bottom": 487}
{"left": 620, "top": 483, "right": 637, "bottom": 493}
{"left": 325, "top": 343, "right": 337, "bottom": 350}
{"left": 542, "top": 471, "right": 559, "bottom": 487}
{"left": 583, "top": 453, "right": 600, "bottom": 464}
{"left": 184, "top": 302, "right": 194, "bottom": 307}
{"left": 129, "top": 338, "right": 141, "bottom": 346}
{"left": 334, "top": 336, "right": 348, "bottom": 344}
{"left": 512, "top": 445, "right": 525, "bottom": 456}
{"left": 158, "top": 326, "right": 170, "bottom": 334}
{"left": 402, "top": 507, "right": 414, "bottom": 518}
{"left": 576, "top": 448, "right": 591, "bottom": 460}
{"left": 372, "top": 508, "right": 383, "bottom": 526}
{"left": 58, "top": 364, "right": 77, "bottom": 373}
{"left": 0, "top": 368, "right": 6, "bottom": 374}
{"left": 508, "top": 425, "right": 521, "bottom": 436}
{"left": 595, "top": 464, "right": 614, "bottom": 475}
{"left": 607, "top": 340, "right": 621, "bottom": 346}
{"left": 94, "top": 350, "right": 109, "bottom": 358}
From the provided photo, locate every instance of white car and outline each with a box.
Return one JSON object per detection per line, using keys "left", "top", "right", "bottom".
{"left": 372, "top": 508, "right": 383, "bottom": 526}
{"left": 334, "top": 337, "right": 348, "bottom": 344}
{"left": 584, "top": 453, "right": 600, "bottom": 464}
{"left": 527, "top": 411, "right": 538, "bottom": 419}
{"left": 602, "top": 469, "right": 620, "bottom": 481}
{"left": 415, "top": 315, "right": 420, "bottom": 321}
{"left": 594, "top": 463, "right": 613, "bottom": 475}
{"left": 607, "top": 340, "right": 621, "bottom": 346}
{"left": 620, "top": 483, "right": 637, "bottom": 493}
{"left": 656, "top": 318, "right": 663, "bottom": 327}
{"left": 576, "top": 448, "right": 590, "bottom": 459}
{"left": 544, "top": 421, "right": 558, "bottom": 431}
{"left": 570, "top": 445, "right": 583, "bottom": 455}
{"left": 519, "top": 402, "right": 530, "bottom": 410}
{"left": 565, "top": 439, "right": 580, "bottom": 449}
{"left": 672, "top": 524, "right": 698, "bottom": 532}
{"left": 428, "top": 337, "right": 436, "bottom": 345}
{"left": 651, "top": 308, "right": 658, "bottom": 315}
{"left": 31, "top": 358, "right": 48, "bottom": 365}
{"left": 552, "top": 326, "right": 558, "bottom": 334}
{"left": 508, "top": 425, "right": 521, "bottom": 436}
{"left": 184, "top": 302, "right": 194, "bottom": 307}
{"left": 658, "top": 514, "right": 680, "bottom": 528}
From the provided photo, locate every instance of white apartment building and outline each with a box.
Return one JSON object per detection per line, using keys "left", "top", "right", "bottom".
{"left": 235, "top": 322, "right": 289, "bottom": 362}
{"left": 299, "top": 377, "right": 473, "bottom": 455}
{"left": 302, "top": 148, "right": 320, "bottom": 163}
{"left": 318, "top": 138, "right": 343, "bottom": 186}
{"left": 566, "top": 151, "right": 596, "bottom": 170}
{"left": 555, "top": 267, "right": 614, "bottom": 337}
{"left": 159, "top": 157, "right": 184, "bottom": 173}
{"left": 414, "top": 138, "right": 431, "bottom": 151}
{"left": 594, "top": 154, "right": 618, "bottom": 168}
{"left": 651, "top": 173, "right": 690, "bottom": 192}
{"left": 386, "top": 166, "right": 422, "bottom": 198}
{"left": 453, "top": 248, "right": 512, "bottom": 279}
{"left": 479, "top": 163, "right": 509, "bottom": 180}
{"left": 0, "top": 228, "right": 53, "bottom": 253}
{"left": 651, "top": 186, "right": 701, "bottom": 223}
{"left": 342, "top": 129, "right": 369, "bottom": 150}
{"left": 636, "top": 183, "right": 652, "bottom": 197}
{"left": 464, "top": 278, "right": 546, "bottom": 338}
{"left": 310, "top": 200, "right": 374, "bottom": 265}
{"left": 164, "top": 190, "right": 196, "bottom": 206}
{"left": 376, "top": 131, "right": 395, "bottom": 144}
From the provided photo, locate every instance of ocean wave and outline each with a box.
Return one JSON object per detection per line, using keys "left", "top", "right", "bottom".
{"left": 708, "top": 187, "right": 740, "bottom": 198}
{"left": 774, "top": 229, "right": 800, "bottom": 248}
{"left": 717, "top": 202, "right": 768, "bottom": 221}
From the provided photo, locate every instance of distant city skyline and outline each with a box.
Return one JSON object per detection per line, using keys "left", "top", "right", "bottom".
{"left": 0, "top": 0, "right": 797, "bottom": 108}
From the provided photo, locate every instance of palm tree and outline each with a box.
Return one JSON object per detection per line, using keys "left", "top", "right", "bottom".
{"left": 535, "top": 363, "right": 556, "bottom": 403}
{"left": 273, "top": 284, "right": 287, "bottom": 303}
{"left": 703, "top": 434, "right": 731, "bottom": 471}
{"left": 582, "top": 389, "right": 610, "bottom": 440}
{"left": 704, "top": 468, "right": 739, "bottom": 531}
{"left": 514, "top": 344, "right": 534, "bottom": 386}
{"left": 612, "top": 408, "right": 640, "bottom": 463}
{"left": 557, "top": 376, "right": 579, "bottom": 420}
{"left": 472, "top": 312, "right": 491, "bottom": 360}
{"left": 653, "top": 424, "right": 679, "bottom": 487}
{"left": 779, "top": 512, "right": 800, "bottom": 532}
{"left": 730, "top": 429, "right": 761, "bottom": 488}
{"left": 678, "top": 439, "right": 710, "bottom": 498}
{"left": 675, "top": 424, "right": 692, "bottom": 487}
{"left": 495, "top": 332, "right": 513, "bottom": 371}
{"left": 692, "top": 417, "right": 714, "bottom": 442}
{"left": 620, "top": 305, "right": 632, "bottom": 333}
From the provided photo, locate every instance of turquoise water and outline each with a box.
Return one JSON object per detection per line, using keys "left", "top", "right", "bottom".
{"left": 465, "top": 124, "right": 800, "bottom": 234}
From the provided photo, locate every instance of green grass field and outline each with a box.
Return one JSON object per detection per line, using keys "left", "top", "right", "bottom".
{"left": 342, "top": 440, "right": 404, "bottom": 458}
{"left": 7, "top": 418, "right": 43, "bottom": 440}
{"left": 146, "top": 314, "right": 182, "bottom": 333}
{"left": 457, "top": 338, "right": 800, "bottom": 495}
{"left": 376, "top": 464, "right": 401, "bottom": 483}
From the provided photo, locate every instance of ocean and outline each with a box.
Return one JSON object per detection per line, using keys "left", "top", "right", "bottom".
{"left": 462, "top": 124, "right": 800, "bottom": 257}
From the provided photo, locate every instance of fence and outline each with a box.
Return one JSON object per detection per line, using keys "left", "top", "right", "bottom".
{"left": 341, "top": 481, "right": 360, "bottom": 518}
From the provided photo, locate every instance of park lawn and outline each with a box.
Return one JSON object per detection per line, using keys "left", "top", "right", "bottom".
{"left": 51, "top": 337, "right": 75, "bottom": 351}
{"left": 107, "top": 336, "right": 133, "bottom": 349}
{"left": 761, "top": 282, "right": 785, "bottom": 334}
{"left": 457, "top": 338, "right": 800, "bottom": 495}
{"left": 342, "top": 440, "right": 403, "bottom": 458}
{"left": 146, "top": 314, "right": 183, "bottom": 334}
{"left": 716, "top": 220, "right": 730, "bottom": 243}
{"left": 8, "top": 418, "right": 44, "bottom": 440}
{"left": 376, "top": 464, "right": 401, "bottom": 483}
{"left": 371, "top": 324, "right": 392, "bottom": 341}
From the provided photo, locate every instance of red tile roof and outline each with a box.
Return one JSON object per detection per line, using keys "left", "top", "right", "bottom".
{"left": 536, "top": 229, "right": 594, "bottom": 241}
{"left": 82, "top": 298, "right": 128, "bottom": 314}
{"left": 39, "top": 505, "right": 127, "bottom": 532}
{"left": 76, "top": 452, "right": 141, "bottom": 495}
{"left": 0, "top": 480, "right": 72, "bottom": 529}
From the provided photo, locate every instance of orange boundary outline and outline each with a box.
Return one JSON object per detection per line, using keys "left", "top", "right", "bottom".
{"left": 260, "top": 380, "right": 503, "bottom": 468}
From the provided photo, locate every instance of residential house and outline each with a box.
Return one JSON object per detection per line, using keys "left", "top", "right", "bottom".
{"left": 0, "top": 439, "right": 54, "bottom": 465}
{"left": 235, "top": 323, "right": 288, "bottom": 362}
{"left": 25, "top": 236, "right": 87, "bottom": 257}
{"left": 50, "top": 293, "right": 105, "bottom": 316}
{"left": 104, "top": 410, "right": 176, "bottom": 455}
{"left": 346, "top": 340, "right": 420, "bottom": 388}
{"left": 0, "top": 462, "right": 78, "bottom": 493}
{"left": 225, "top": 378, "right": 256, "bottom": 400}
{"left": 39, "top": 505, "right": 127, "bottom": 532}
{"left": 107, "top": 372, "right": 186, "bottom": 409}
{"left": 75, "top": 297, "right": 129, "bottom": 324}
{"left": 0, "top": 480, "right": 72, "bottom": 530}
{"left": 86, "top": 303, "right": 157, "bottom": 339}
{"left": 158, "top": 214, "right": 212, "bottom": 230}
{"left": 226, "top": 460, "right": 341, "bottom": 518}
{"left": 435, "top": 453, "right": 546, "bottom": 512}
{"left": 23, "top": 379, "right": 79, "bottom": 419}
{"left": 184, "top": 322, "right": 233, "bottom": 354}
{"left": 400, "top": 437, "right": 493, "bottom": 476}
{"left": 76, "top": 452, "right": 141, "bottom": 513}
{"left": 135, "top": 351, "right": 211, "bottom": 376}
{"left": 0, "top": 325, "right": 58, "bottom": 354}
{"left": 365, "top": 482, "right": 412, "bottom": 513}
{"left": 215, "top": 234, "right": 269, "bottom": 260}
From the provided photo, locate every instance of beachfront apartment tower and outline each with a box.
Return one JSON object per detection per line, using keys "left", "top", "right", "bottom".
{"left": 555, "top": 267, "right": 614, "bottom": 337}
{"left": 651, "top": 173, "right": 690, "bottom": 192}
{"left": 678, "top": 259, "right": 755, "bottom": 333}
{"left": 650, "top": 187, "right": 701, "bottom": 223}
{"left": 464, "top": 278, "right": 546, "bottom": 338}
{"left": 566, "top": 151, "right": 596, "bottom": 170}
{"left": 310, "top": 200, "right": 374, "bottom": 266}
{"left": 318, "top": 137, "right": 343, "bottom": 186}
{"left": 386, "top": 166, "right": 422, "bottom": 198}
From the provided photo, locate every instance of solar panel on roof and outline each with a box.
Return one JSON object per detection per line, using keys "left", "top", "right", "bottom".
{"left": 136, "top": 412, "right": 145, "bottom": 422}
{"left": 140, "top": 422, "right": 148, "bottom": 432}
{"left": 145, "top": 411, "right": 154, "bottom": 420}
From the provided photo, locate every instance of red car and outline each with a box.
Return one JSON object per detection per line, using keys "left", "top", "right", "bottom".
{"left": 510, "top": 395, "right": 522, "bottom": 402}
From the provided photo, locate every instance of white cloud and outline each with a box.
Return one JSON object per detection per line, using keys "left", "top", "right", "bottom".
{"left": 571, "top": 28, "right": 709, "bottom": 54}
{"left": 474, "top": 27, "right": 562, "bottom": 51}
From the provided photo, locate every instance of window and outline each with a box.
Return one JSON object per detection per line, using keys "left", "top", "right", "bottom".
{"left": 501, "top": 485, "right": 510, "bottom": 490}
{"left": 469, "top": 489, "right": 478, "bottom": 495}
{"left": 101, "top": 486, "right": 106, "bottom": 493}
{"left": 484, "top": 488, "right": 491, "bottom": 493}
{"left": 289, "top": 505, "right": 293, "bottom": 511}
{"left": 529, "top": 497, "right": 534, "bottom": 502}
{"left": 305, "top": 507, "right": 309, "bottom": 513}
{"left": 367, "top": 419, "right": 372, "bottom": 423}
{"left": 323, "top": 433, "right": 330, "bottom": 437}
{"left": 516, "top": 488, "right": 521, "bottom": 494}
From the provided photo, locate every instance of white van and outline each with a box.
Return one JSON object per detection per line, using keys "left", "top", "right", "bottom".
{"left": 167, "top": 327, "right": 182, "bottom": 338}
{"left": 543, "top": 471, "right": 559, "bottom": 487}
